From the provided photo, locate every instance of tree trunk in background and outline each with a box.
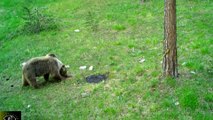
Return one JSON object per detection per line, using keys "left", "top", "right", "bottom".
{"left": 163, "top": 0, "right": 178, "bottom": 77}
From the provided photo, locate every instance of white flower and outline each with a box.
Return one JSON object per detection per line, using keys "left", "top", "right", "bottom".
{"left": 81, "top": 92, "right": 89, "bottom": 97}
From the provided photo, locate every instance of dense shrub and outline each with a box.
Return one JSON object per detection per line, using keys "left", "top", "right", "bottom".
{"left": 21, "top": 7, "right": 58, "bottom": 34}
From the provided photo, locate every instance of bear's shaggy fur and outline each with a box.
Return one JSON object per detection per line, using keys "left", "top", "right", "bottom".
{"left": 22, "top": 54, "right": 66, "bottom": 88}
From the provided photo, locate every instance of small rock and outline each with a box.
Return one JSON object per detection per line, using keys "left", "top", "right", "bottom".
{"left": 190, "top": 71, "right": 196, "bottom": 74}
{"left": 81, "top": 92, "right": 89, "bottom": 98}
{"left": 182, "top": 62, "right": 186, "bottom": 66}
{"left": 89, "top": 66, "right": 93, "bottom": 71}
{"left": 175, "top": 101, "right": 179, "bottom": 106}
{"left": 79, "top": 66, "right": 87, "bottom": 70}
{"left": 74, "top": 29, "right": 80, "bottom": 32}
{"left": 27, "top": 105, "right": 31, "bottom": 108}
{"left": 139, "top": 58, "right": 145, "bottom": 63}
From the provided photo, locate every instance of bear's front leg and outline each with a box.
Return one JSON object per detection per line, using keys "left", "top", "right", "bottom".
{"left": 43, "top": 73, "right": 49, "bottom": 81}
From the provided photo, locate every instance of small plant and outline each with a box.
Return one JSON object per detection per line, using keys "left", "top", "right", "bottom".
{"left": 21, "top": 7, "right": 58, "bottom": 34}
{"left": 85, "top": 11, "right": 98, "bottom": 32}
{"left": 112, "top": 24, "right": 126, "bottom": 31}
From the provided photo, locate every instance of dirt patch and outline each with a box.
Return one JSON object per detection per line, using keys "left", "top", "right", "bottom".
{"left": 86, "top": 74, "right": 108, "bottom": 83}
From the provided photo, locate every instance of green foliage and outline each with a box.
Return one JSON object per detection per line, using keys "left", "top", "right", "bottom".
{"left": 150, "top": 78, "right": 160, "bottom": 88}
{"left": 112, "top": 24, "right": 126, "bottom": 31}
{"left": 21, "top": 7, "right": 58, "bottom": 34}
{"left": 164, "top": 77, "right": 177, "bottom": 87}
{"left": 179, "top": 87, "right": 199, "bottom": 110}
{"left": 204, "top": 94, "right": 213, "bottom": 102}
{"left": 85, "top": 11, "right": 98, "bottom": 32}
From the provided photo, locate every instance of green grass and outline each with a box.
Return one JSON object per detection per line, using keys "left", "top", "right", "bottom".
{"left": 0, "top": 0, "right": 212, "bottom": 119}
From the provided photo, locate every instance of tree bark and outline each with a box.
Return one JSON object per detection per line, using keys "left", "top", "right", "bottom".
{"left": 163, "top": 0, "right": 178, "bottom": 77}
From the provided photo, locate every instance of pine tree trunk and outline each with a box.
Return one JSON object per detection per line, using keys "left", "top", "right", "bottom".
{"left": 163, "top": 0, "right": 178, "bottom": 77}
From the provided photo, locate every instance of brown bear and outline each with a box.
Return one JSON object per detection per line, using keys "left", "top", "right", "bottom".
{"left": 22, "top": 54, "right": 68, "bottom": 88}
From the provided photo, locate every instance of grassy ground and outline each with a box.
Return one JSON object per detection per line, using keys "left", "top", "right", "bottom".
{"left": 0, "top": 0, "right": 212, "bottom": 119}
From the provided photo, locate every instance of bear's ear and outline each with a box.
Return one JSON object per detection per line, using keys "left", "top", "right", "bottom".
{"left": 46, "top": 53, "right": 57, "bottom": 57}
{"left": 60, "top": 65, "right": 68, "bottom": 77}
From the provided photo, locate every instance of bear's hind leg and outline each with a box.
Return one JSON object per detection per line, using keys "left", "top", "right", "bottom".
{"left": 22, "top": 74, "right": 29, "bottom": 86}
{"left": 23, "top": 79, "right": 29, "bottom": 86}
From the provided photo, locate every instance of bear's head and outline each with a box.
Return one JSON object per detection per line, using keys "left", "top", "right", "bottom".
{"left": 60, "top": 65, "right": 69, "bottom": 77}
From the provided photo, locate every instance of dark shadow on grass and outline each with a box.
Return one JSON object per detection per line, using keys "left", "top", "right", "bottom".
{"left": 21, "top": 78, "right": 65, "bottom": 90}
